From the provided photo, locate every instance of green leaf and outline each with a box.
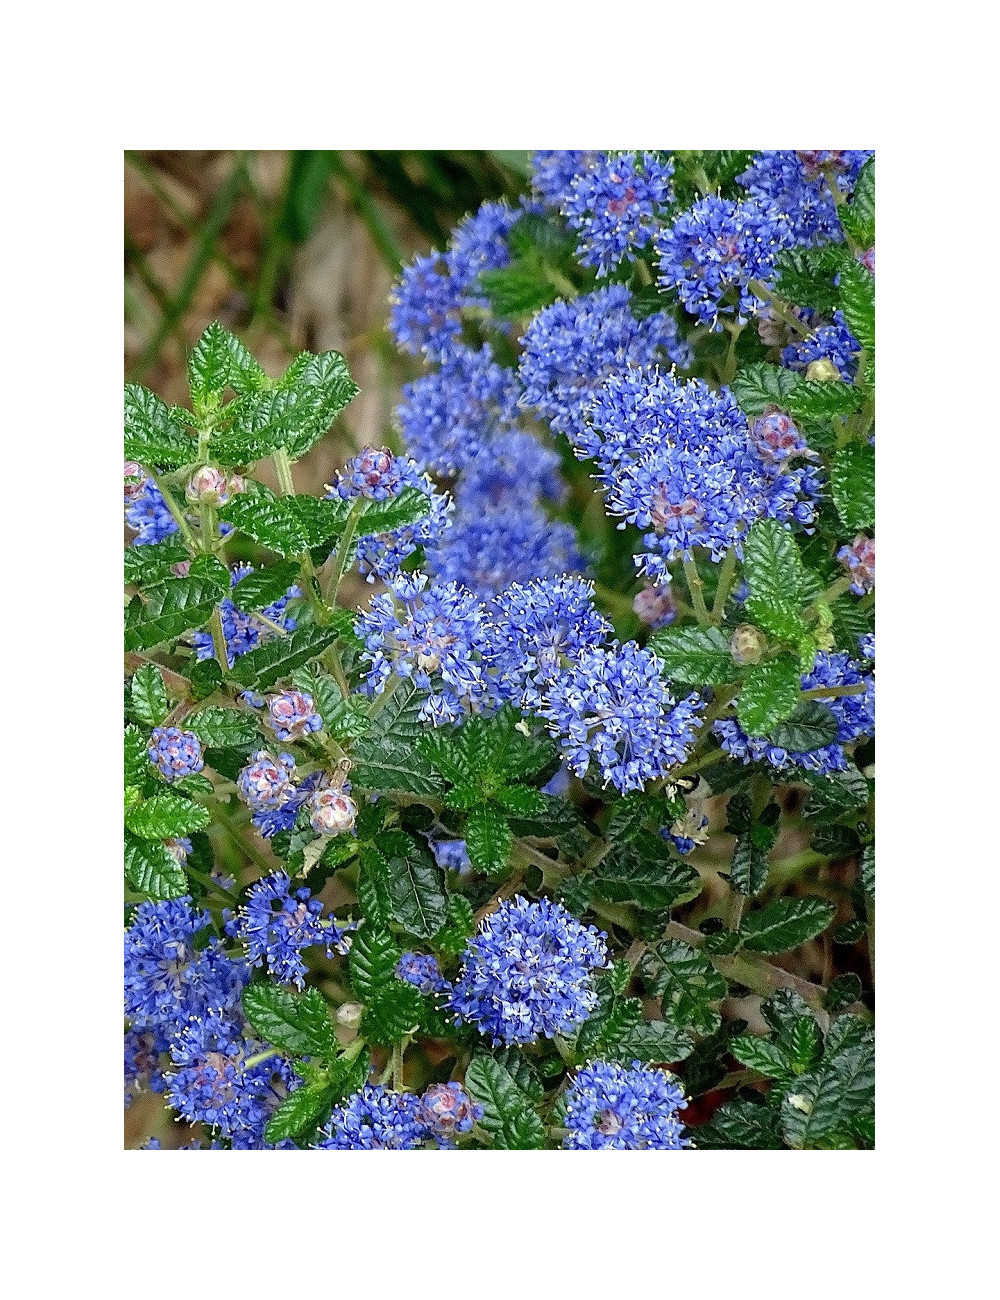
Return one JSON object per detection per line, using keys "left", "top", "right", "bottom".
{"left": 211, "top": 351, "right": 358, "bottom": 464}
{"left": 231, "top": 559, "right": 302, "bottom": 611}
{"left": 786, "top": 380, "right": 863, "bottom": 420}
{"left": 124, "top": 538, "right": 191, "bottom": 587}
{"left": 861, "top": 844, "right": 874, "bottom": 899}
{"left": 729, "top": 833, "right": 771, "bottom": 897}
{"left": 263, "top": 1085, "right": 333, "bottom": 1145}
{"left": 494, "top": 785, "right": 548, "bottom": 817}
{"left": 648, "top": 624, "right": 734, "bottom": 685}
{"left": 742, "top": 518, "right": 807, "bottom": 643}
{"left": 592, "top": 842, "right": 700, "bottom": 911}
{"left": 769, "top": 700, "right": 840, "bottom": 753}
{"left": 242, "top": 983, "right": 339, "bottom": 1061}
{"left": 349, "top": 924, "right": 399, "bottom": 1003}
{"left": 841, "top": 157, "right": 875, "bottom": 247}
{"left": 187, "top": 657, "right": 224, "bottom": 701}
{"left": 741, "top": 895, "right": 836, "bottom": 954}
{"left": 187, "top": 321, "right": 267, "bottom": 408}
{"left": 830, "top": 442, "right": 875, "bottom": 534}
{"left": 837, "top": 259, "right": 875, "bottom": 354}
{"left": 737, "top": 656, "right": 802, "bottom": 734}
{"left": 351, "top": 679, "right": 447, "bottom": 798}
{"left": 123, "top": 560, "right": 229, "bottom": 653}
{"left": 465, "top": 1055, "right": 546, "bottom": 1150}
{"left": 377, "top": 830, "right": 449, "bottom": 939}
{"left": 124, "top": 831, "right": 187, "bottom": 899}
{"left": 185, "top": 706, "right": 261, "bottom": 750}
{"left": 361, "top": 982, "right": 423, "bottom": 1046}
{"left": 639, "top": 939, "right": 727, "bottom": 1035}
{"left": 693, "top": 1097, "right": 784, "bottom": 1150}
{"left": 227, "top": 621, "right": 347, "bottom": 691}
{"left": 729, "top": 1034, "right": 791, "bottom": 1079}
{"left": 434, "top": 894, "right": 476, "bottom": 957}
{"left": 780, "top": 1015, "right": 824, "bottom": 1074}
{"left": 130, "top": 663, "right": 170, "bottom": 726}
{"left": 803, "top": 766, "right": 870, "bottom": 822}
{"left": 220, "top": 483, "right": 347, "bottom": 557}
{"left": 465, "top": 803, "right": 513, "bottom": 876}
{"left": 825, "top": 973, "right": 864, "bottom": 1013}
{"left": 357, "top": 487, "right": 431, "bottom": 538}
{"left": 356, "top": 841, "right": 393, "bottom": 926}
{"left": 781, "top": 1041, "right": 874, "bottom": 1149}
{"left": 731, "top": 363, "right": 801, "bottom": 416}
{"left": 477, "top": 265, "right": 557, "bottom": 318}
{"left": 124, "top": 384, "right": 195, "bottom": 468}
{"left": 125, "top": 792, "right": 210, "bottom": 839}
{"left": 615, "top": 1018, "right": 694, "bottom": 1064}
{"left": 124, "top": 724, "right": 155, "bottom": 791}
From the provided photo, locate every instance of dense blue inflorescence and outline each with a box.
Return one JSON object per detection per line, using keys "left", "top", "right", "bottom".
{"left": 226, "top": 872, "right": 355, "bottom": 989}
{"left": 562, "top": 1060, "right": 690, "bottom": 1149}
{"left": 449, "top": 895, "right": 608, "bottom": 1044}
{"left": 314, "top": 1085, "right": 428, "bottom": 1150}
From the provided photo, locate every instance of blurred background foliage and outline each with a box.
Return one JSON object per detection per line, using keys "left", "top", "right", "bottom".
{"left": 125, "top": 150, "right": 531, "bottom": 496}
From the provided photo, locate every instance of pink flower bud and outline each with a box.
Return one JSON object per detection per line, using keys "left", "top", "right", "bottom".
{"left": 185, "top": 465, "right": 229, "bottom": 506}
{"left": 310, "top": 788, "right": 358, "bottom": 836}
{"left": 124, "top": 460, "right": 147, "bottom": 502}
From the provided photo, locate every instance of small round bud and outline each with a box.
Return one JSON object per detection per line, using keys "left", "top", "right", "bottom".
{"left": 730, "top": 624, "right": 767, "bottom": 666}
{"left": 147, "top": 727, "right": 205, "bottom": 784}
{"left": 237, "top": 750, "right": 296, "bottom": 811}
{"left": 124, "top": 460, "right": 147, "bottom": 502}
{"left": 751, "top": 409, "right": 808, "bottom": 464}
{"left": 632, "top": 584, "right": 677, "bottom": 630}
{"left": 416, "top": 648, "right": 441, "bottom": 673}
{"left": 226, "top": 473, "right": 247, "bottom": 496}
{"left": 170, "top": 560, "right": 191, "bottom": 577}
{"left": 185, "top": 465, "right": 230, "bottom": 506}
{"left": 266, "top": 690, "right": 322, "bottom": 742}
{"left": 310, "top": 787, "right": 358, "bottom": 836}
{"left": 336, "top": 1001, "right": 363, "bottom": 1029}
{"left": 417, "top": 1082, "right": 482, "bottom": 1139}
{"left": 805, "top": 358, "right": 841, "bottom": 383}
{"left": 860, "top": 245, "right": 874, "bottom": 277}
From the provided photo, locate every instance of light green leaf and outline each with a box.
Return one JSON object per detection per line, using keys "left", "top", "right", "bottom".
{"left": 130, "top": 663, "right": 170, "bottom": 726}
{"left": 465, "top": 1054, "right": 546, "bottom": 1150}
{"left": 125, "top": 792, "right": 211, "bottom": 839}
{"left": 242, "top": 983, "right": 339, "bottom": 1061}
{"left": 124, "top": 384, "right": 196, "bottom": 468}
{"left": 648, "top": 624, "right": 735, "bottom": 685}
{"left": 737, "top": 656, "right": 802, "bottom": 734}
{"left": 831, "top": 442, "right": 875, "bottom": 534}
{"left": 465, "top": 804, "right": 513, "bottom": 876}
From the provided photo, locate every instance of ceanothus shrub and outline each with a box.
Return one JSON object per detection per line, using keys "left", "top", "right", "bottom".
{"left": 124, "top": 148, "right": 874, "bottom": 1150}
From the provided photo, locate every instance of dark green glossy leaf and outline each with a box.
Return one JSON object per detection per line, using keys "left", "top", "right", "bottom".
{"left": 740, "top": 895, "right": 836, "bottom": 954}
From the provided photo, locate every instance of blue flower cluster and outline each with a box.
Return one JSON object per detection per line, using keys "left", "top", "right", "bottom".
{"left": 715, "top": 650, "right": 875, "bottom": 774}
{"left": 125, "top": 476, "right": 178, "bottom": 545}
{"left": 396, "top": 951, "right": 450, "bottom": 995}
{"left": 124, "top": 897, "right": 245, "bottom": 1034}
{"left": 389, "top": 198, "right": 535, "bottom": 359}
{"left": 235, "top": 750, "right": 323, "bottom": 838}
{"left": 738, "top": 150, "right": 873, "bottom": 246}
{"left": 539, "top": 641, "right": 705, "bottom": 793}
{"left": 519, "top": 284, "right": 691, "bottom": 442}
{"left": 356, "top": 572, "right": 492, "bottom": 724}
{"left": 562, "top": 151, "right": 675, "bottom": 276}
{"left": 782, "top": 311, "right": 862, "bottom": 380}
{"left": 838, "top": 534, "right": 875, "bottom": 594}
{"left": 165, "top": 1007, "right": 299, "bottom": 1145}
{"left": 330, "top": 446, "right": 453, "bottom": 585}
{"left": 582, "top": 368, "right": 820, "bottom": 580}
{"left": 314, "top": 1081, "right": 481, "bottom": 1150}
{"left": 485, "top": 574, "right": 613, "bottom": 709}
{"left": 190, "top": 565, "right": 299, "bottom": 667}
{"left": 226, "top": 872, "right": 355, "bottom": 989}
{"left": 264, "top": 689, "right": 323, "bottom": 742}
{"left": 124, "top": 897, "right": 247, "bottom": 1114}
{"left": 529, "top": 150, "right": 599, "bottom": 207}
{"left": 449, "top": 895, "right": 608, "bottom": 1044}
{"left": 656, "top": 194, "right": 793, "bottom": 328}
{"left": 562, "top": 1060, "right": 690, "bottom": 1150}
